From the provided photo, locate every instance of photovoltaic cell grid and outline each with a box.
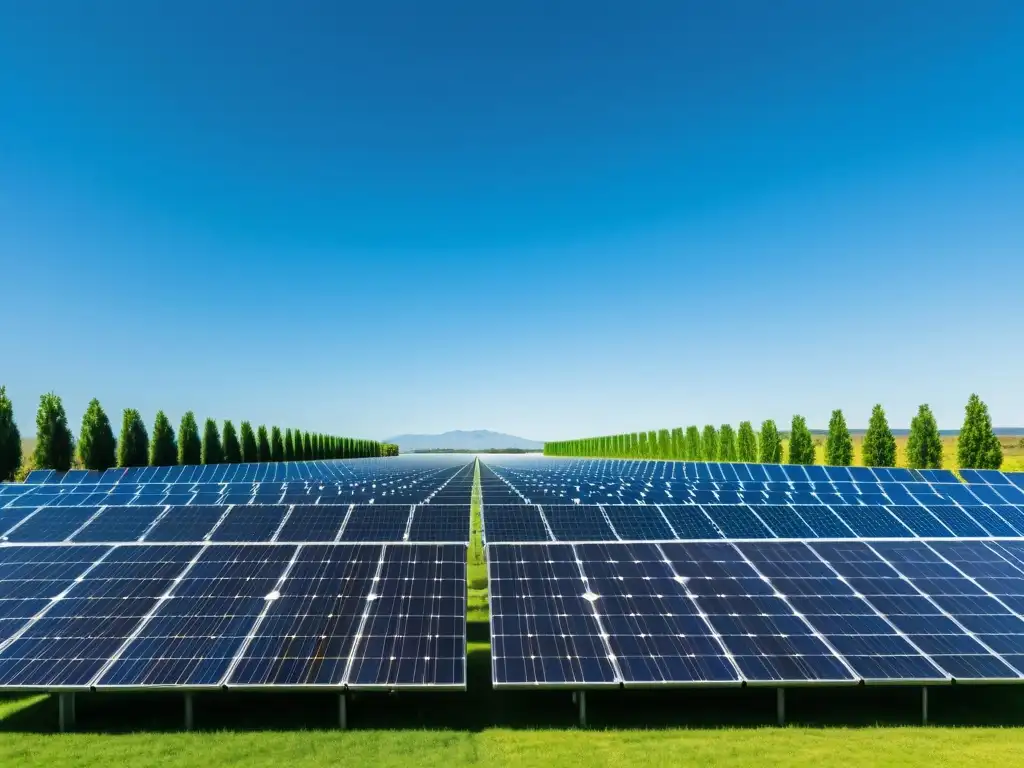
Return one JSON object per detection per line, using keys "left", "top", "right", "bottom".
{"left": 0, "top": 543, "right": 466, "bottom": 690}
{"left": 0, "top": 504, "right": 470, "bottom": 545}
{"left": 480, "top": 458, "right": 1024, "bottom": 690}
{"left": 479, "top": 503, "right": 1024, "bottom": 543}
{"left": 0, "top": 456, "right": 472, "bottom": 692}
{"left": 488, "top": 539, "right": 1024, "bottom": 688}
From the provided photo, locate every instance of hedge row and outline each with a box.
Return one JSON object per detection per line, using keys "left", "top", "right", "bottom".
{"left": 544, "top": 395, "right": 1004, "bottom": 470}
{"left": 0, "top": 388, "right": 398, "bottom": 480}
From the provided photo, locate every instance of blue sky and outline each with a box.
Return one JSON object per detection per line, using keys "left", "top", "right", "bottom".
{"left": 1, "top": 1, "right": 1021, "bottom": 441}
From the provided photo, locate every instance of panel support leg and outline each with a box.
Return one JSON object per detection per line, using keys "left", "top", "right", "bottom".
{"left": 58, "top": 693, "right": 75, "bottom": 733}
{"left": 339, "top": 692, "right": 347, "bottom": 730}
{"left": 776, "top": 688, "right": 785, "bottom": 727}
{"left": 184, "top": 693, "right": 194, "bottom": 731}
{"left": 921, "top": 687, "right": 928, "bottom": 726}
{"left": 578, "top": 690, "right": 587, "bottom": 727}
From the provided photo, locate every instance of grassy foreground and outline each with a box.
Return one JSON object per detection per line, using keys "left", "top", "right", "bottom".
{"left": 1, "top": 459, "right": 1024, "bottom": 766}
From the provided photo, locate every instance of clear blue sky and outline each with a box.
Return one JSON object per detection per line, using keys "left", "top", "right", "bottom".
{"left": 1, "top": 1, "right": 1021, "bottom": 441}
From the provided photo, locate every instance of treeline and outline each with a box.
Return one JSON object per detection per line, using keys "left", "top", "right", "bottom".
{"left": 0, "top": 387, "right": 399, "bottom": 481}
{"left": 544, "top": 394, "right": 1004, "bottom": 470}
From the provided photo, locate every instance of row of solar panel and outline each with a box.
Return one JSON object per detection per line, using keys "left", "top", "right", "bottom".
{"left": 22, "top": 458, "right": 475, "bottom": 486}
{"left": 488, "top": 538, "right": 1024, "bottom": 687}
{"left": 0, "top": 504, "right": 470, "bottom": 544}
{"left": 516, "top": 482, "right": 1024, "bottom": 508}
{"left": 480, "top": 503, "right": 1024, "bottom": 543}
{"left": 0, "top": 543, "right": 465, "bottom": 689}
{"left": 488, "top": 460, "right": 971, "bottom": 485}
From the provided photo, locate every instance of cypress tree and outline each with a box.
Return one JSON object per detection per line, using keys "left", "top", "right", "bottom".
{"left": 862, "top": 404, "right": 897, "bottom": 468}
{"left": 670, "top": 428, "right": 685, "bottom": 460}
{"left": 149, "top": 411, "right": 177, "bottom": 466}
{"left": 656, "top": 429, "right": 671, "bottom": 458}
{"left": 201, "top": 419, "right": 223, "bottom": 464}
{"left": 117, "top": 408, "right": 150, "bottom": 467}
{"left": 78, "top": 398, "right": 116, "bottom": 471}
{"left": 271, "top": 427, "right": 284, "bottom": 462}
{"left": 293, "top": 429, "right": 305, "bottom": 460}
{"left": 177, "top": 411, "right": 202, "bottom": 466}
{"left": 222, "top": 420, "right": 242, "bottom": 463}
{"left": 33, "top": 392, "right": 74, "bottom": 471}
{"left": 825, "top": 409, "right": 853, "bottom": 466}
{"left": 637, "top": 431, "right": 649, "bottom": 458}
{"left": 759, "top": 420, "right": 782, "bottom": 464}
{"left": 312, "top": 433, "right": 321, "bottom": 459}
{"left": 239, "top": 421, "right": 257, "bottom": 463}
{"left": 685, "top": 426, "right": 702, "bottom": 460}
{"left": 257, "top": 425, "right": 271, "bottom": 462}
{"left": 957, "top": 394, "right": 1003, "bottom": 470}
{"left": 284, "top": 428, "right": 295, "bottom": 461}
{"left": 646, "top": 431, "right": 657, "bottom": 458}
{"left": 719, "top": 424, "right": 737, "bottom": 462}
{"left": 736, "top": 421, "right": 757, "bottom": 463}
{"left": 788, "top": 415, "right": 815, "bottom": 465}
{"left": 701, "top": 425, "right": 719, "bottom": 462}
{"left": 0, "top": 386, "right": 22, "bottom": 481}
{"left": 906, "top": 404, "right": 943, "bottom": 469}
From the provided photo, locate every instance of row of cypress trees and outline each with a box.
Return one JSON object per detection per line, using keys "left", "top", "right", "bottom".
{"left": 0, "top": 388, "right": 398, "bottom": 480}
{"left": 543, "top": 395, "right": 1005, "bottom": 470}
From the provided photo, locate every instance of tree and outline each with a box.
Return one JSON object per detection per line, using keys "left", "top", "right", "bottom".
{"left": 701, "top": 425, "right": 719, "bottom": 463}
{"left": 293, "top": 429, "right": 304, "bottom": 460}
{"left": 862, "top": 404, "right": 897, "bottom": 468}
{"left": 670, "top": 427, "right": 685, "bottom": 460}
{"left": 719, "top": 424, "right": 737, "bottom": 462}
{"left": 637, "top": 431, "right": 649, "bottom": 458}
{"left": 177, "top": 411, "right": 202, "bottom": 466}
{"left": 257, "top": 425, "right": 271, "bottom": 462}
{"left": 270, "top": 426, "right": 285, "bottom": 462}
{"left": 736, "top": 421, "right": 757, "bottom": 463}
{"left": 906, "top": 404, "right": 943, "bottom": 469}
{"left": 759, "top": 420, "right": 782, "bottom": 464}
{"left": 222, "top": 420, "right": 242, "bottom": 463}
{"left": 788, "top": 415, "right": 815, "bottom": 465}
{"left": 117, "top": 408, "right": 149, "bottom": 467}
{"left": 284, "top": 428, "right": 295, "bottom": 462}
{"left": 200, "top": 419, "right": 223, "bottom": 464}
{"left": 239, "top": 421, "right": 257, "bottom": 463}
{"left": 78, "top": 398, "right": 116, "bottom": 471}
{"left": 0, "top": 386, "right": 22, "bottom": 481}
{"left": 685, "top": 426, "right": 702, "bottom": 460}
{"left": 33, "top": 392, "right": 74, "bottom": 471}
{"left": 957, "top": 394, "right": 1003, "bottom": 469}
{"left": 303, "top": 431, "right": 313, "bottom": 460}
{"left": 825, "top": 409, "right": 853, "bottom": 466}
{"left": 149, "top": 411, "right": 177, "bottom": 466}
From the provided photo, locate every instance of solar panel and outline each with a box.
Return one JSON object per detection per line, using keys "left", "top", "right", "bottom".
{"left": 0, "top": 545, "right": 200, "bottom": 687}
{"left": 96, "top": 544, "right": 294, "bottom": 688}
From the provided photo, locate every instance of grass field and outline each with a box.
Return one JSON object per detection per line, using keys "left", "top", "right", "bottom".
{"left": 2, "top": 458, "right": 1024, "bottom": 766}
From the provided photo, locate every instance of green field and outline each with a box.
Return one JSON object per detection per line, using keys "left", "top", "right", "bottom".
{"left": 2, "top": 459, "right": 1024, "bottom": 766}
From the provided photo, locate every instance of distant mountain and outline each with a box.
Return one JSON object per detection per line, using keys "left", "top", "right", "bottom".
{"left": 385, "top": 430, "right": 543, "bottom": 453}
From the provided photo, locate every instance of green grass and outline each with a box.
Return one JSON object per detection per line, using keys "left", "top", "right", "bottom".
{"left": 2, "top": 456, "right": 1024, "bottom": 765}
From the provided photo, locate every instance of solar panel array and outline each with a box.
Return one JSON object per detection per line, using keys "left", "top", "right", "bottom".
{"left": 0, "top": 455, "right": 472, "bottom": 692}
{"left": 481, "top": 457, "right": 1024, "bottom": 690}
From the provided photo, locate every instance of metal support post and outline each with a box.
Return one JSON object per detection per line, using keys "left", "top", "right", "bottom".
{"left": 776, "top": 688, "right": 785, "bottom": 727}
{"left": 184, "top": 693, "right": 194, "bottom": 731}
{"left": 578, "top": 690, "right": 587, "bottom": 727}
{"left": 58, "top": 693, "right": 76, "bottom": 733}
{"left": 922, "top": 687, "right": 928, "bottom": 726}
{"left": 339, "top": 692, "right": 347, "bottom": 730}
